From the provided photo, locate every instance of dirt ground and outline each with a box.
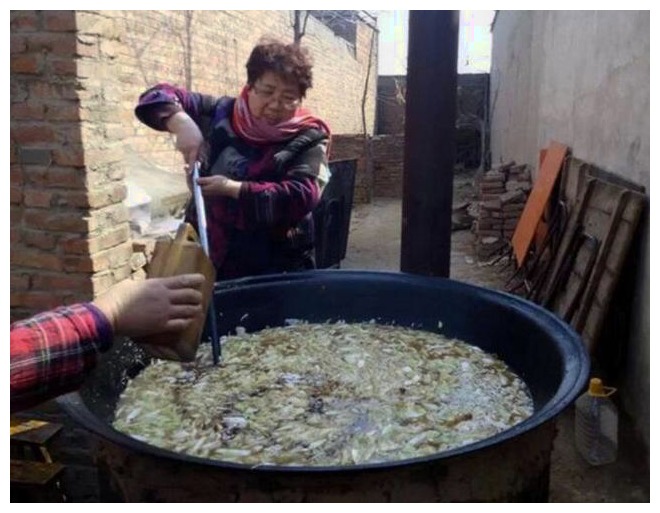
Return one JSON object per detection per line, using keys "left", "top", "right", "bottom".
{"left": 341, "top": 172, "right": 650, "bottom": 502}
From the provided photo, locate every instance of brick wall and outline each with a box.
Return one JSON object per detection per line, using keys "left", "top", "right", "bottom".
{"left": 372, "top": 134, "right": 404, "bottom": 197}
{"left": 330, "top": 134, "right": 371, "bottom": 204}
{"left": 107, "top": 10, "right": 378, "bottom": 174}
{"left": 10, "top": 11, "right": 131, "bottom": 320}
{"left": 329, "top": 134, "right": 405, "bottom": 202}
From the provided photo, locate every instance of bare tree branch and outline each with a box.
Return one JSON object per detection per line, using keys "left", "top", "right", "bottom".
{"left": 292, "top": 10, "right": 310, "bottom": 45}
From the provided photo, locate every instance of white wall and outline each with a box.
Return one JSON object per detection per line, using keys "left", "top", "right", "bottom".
{"left": 490, "top": 10, "right": 649, "bottom": 447}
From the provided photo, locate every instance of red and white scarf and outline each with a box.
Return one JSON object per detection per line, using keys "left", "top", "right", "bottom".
{"left": 232, "top": 86, "right": 331, "bottom": 145}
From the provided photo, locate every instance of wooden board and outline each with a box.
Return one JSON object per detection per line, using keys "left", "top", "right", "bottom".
{"left": 135, "top": 223, "right": 216, "bottom": 362}
{"left": 539, "top": 172, "right": 646, "bottom": 353}
{"left": 10, "top": 418, "right": 61, "bottom": 442}
{"left": 512, "top": 141, "right": 568, "bottom": 266}
{"left": 11, "top": 460, "right": 64, "bottom": 486}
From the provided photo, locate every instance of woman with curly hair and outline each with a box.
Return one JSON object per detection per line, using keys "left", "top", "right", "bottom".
{"left": 135, "top": 39, "right": 331, "bottom": 279}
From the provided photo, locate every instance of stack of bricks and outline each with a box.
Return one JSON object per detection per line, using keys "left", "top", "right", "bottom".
{"left": 474, "top": 162, "right": 532, "bottom": 260}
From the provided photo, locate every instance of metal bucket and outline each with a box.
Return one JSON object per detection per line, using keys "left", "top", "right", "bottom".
{"left": 59, "top": 271, "right": 588, "bottom": 501}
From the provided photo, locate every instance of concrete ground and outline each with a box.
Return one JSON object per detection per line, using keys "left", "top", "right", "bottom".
{"left": 340, "top": 183, "right": 650, "bottom": 502}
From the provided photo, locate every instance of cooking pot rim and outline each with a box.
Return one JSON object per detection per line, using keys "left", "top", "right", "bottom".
{"left": 58, "top": 270, "right": 589, "bottom": 473}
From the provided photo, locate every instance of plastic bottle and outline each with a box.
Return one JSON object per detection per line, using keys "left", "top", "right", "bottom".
{"left": 574, "top": 377, "right": 618, "bottom": 465}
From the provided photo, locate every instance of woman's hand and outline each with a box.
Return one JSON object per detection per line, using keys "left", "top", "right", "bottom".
{"left": 166, "top": 112, "right": 204, "bottom": 187}
{"left": 196, "top": 175, "right": 242, "bottom": 199}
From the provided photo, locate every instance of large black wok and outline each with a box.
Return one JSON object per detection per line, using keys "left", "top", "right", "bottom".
{"left": 59, "top": 270, "right": 589, "bottom": 501}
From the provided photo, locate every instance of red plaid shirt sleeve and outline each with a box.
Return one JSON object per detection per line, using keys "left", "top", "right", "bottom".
{"left": 10, "top": 303, "right": 114, "bottom": 412}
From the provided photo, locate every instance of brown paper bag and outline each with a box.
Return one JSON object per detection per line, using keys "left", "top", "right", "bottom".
{"left": 134, "top": 223, "right": 216, "bottom": 362}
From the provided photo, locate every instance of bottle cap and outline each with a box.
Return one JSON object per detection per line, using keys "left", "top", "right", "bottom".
{"left": 588, "top": 377, "right": 617, "bottom": 397}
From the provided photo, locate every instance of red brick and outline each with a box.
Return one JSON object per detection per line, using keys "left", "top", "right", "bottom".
{"left": 112, "top": 264, "right": 133, "bottom": 283}
{"left": 11, "top": 309, "right": 36, "bottom": 323}
{"left": 11, "top": 80, "right": 28, "bottom": 102}
{"left": 10, "top": 272, "right": 31, "bottom": 292}
{"left": 91, "top": 272, "right": 116, "bottom": 295}
{"left": 10, "top": 141, "right": 18, "bottom": 164}
{"left": 85, "top": 147, "right": 123, "bottom": 166}
{"left": 50, "top": 190, "right": 90, "bottom": 208}
{"left": 26, "top": 33, "right": 77, "bottom": 55}
{"left": 10, "top": 35, "right": 28, "bottom": 54}
{"left": 23, "top": 189, "right": 53, "bottom": 208}
{"left": 12, "top": 124, "right": 56, "bottom": 144}
{"left": 60, "top": 224, "right": 129, "bottom": 255}
{"left": 85, "top": 183, "right": 127, "bottom": 209}
{"left": 28, "top": 81, "right": 79, "bottom": 101}
{"left": 10, "top": 186, "right": 23, "bottom": 205}
{"left": 24, "top": 166, "right": 87, "bottom": 189}
{"left": 63, "top": 242, "right": 132, "bottom": 273}
{"left": 88, "top": 203, "right": 130, "bottom": 232}
{"left": 10, "top": 228, "right": 22, "bottom": 244}
{"left": 32, "top": 273, "right": 93, "bottom": 293}
{"left": 11, "top": 54, "right": 43, "bottom": 74}
{"left": 54, "top": 125, "right": 83, "bottom": 146}
{"left": 22, "top": 229, "right": 58, "bottom": 250}
{"left": 44, "top": 101, "right": 81, "bottom": 121}
{"left": 11, "top": 102, "right": 46, "bottom": 120}
{"left": 24, "top": 209, "right": 89, "bottom": 233}
{"left": 10, "top": 12, "right": 39, "bottom": 32}
{"left": 63, "top": 293, "right": 93, "bottom": 305}
{"left": 48, "top": 58, "right": 78, "bottom": 76}
{"left": 11, "top": 291, "right": 71, "bottom": 310}
{"left": 11, "top": 249, "right": 63, "bottom": 271}
{"left": 18, "top": 148, "right": 52, "bottom": 166}
{"left": 10, "top": 206, "right": 23, "bottom": 227}
{"left": 53, "top": 146, "right": 85, "bottom": 166}
{"left": 44, "top": 11, "right": 77, "bottom": 32}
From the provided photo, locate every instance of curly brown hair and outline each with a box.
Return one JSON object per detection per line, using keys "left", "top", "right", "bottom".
{"left": 246, "top": 39, "right": 314, "bottom": 98}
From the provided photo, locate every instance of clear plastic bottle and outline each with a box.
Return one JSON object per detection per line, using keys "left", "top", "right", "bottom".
{"left": 574, "top": 377, "right": 618, "bottom": 465}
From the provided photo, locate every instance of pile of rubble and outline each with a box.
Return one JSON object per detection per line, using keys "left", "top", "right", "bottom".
{"left": 473, "top": 162, "right": 532, "bottom": 260}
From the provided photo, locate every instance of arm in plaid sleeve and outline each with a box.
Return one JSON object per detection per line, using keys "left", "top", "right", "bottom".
{"left": 10, "top": 303, "right": 114, "bottom": 412}
{"left": 238, "top": 139, "right": 330, "bottom": 228}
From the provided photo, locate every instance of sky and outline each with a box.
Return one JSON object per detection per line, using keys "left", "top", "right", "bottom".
{"left": 378, "top": 10, "right": 496, "bottom": 75}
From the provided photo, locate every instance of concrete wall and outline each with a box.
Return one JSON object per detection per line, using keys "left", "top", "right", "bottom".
{"left": 490, "top": 11, "right": 649, "bottom": 447}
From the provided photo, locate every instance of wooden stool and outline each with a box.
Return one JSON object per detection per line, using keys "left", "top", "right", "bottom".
{"left": 10, "top": 417, "right": 67, "bottom": 502}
